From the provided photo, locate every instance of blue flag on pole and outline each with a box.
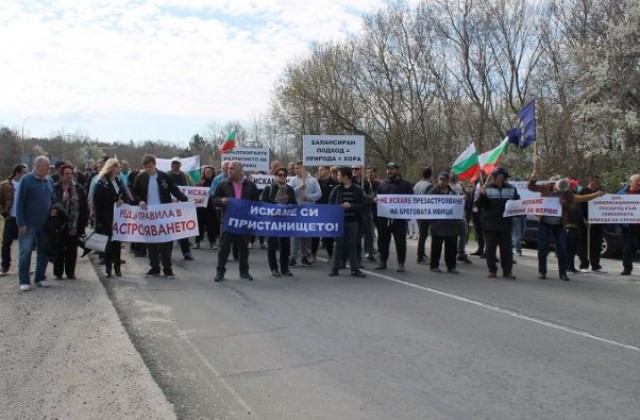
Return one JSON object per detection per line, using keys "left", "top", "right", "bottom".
{"left": 506, "top": 100, "right": 536, "bottom": 149}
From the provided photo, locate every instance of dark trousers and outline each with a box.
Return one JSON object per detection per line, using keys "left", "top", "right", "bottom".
{"left": 377, "top": 218, "right": 407, "bottom": 263}
{"left": 484, "top": 230, "right": 513, "bottom": 274}
{"left": 417, "top": 220, "right": 431, "bottom": 261}
{"left": 178, "top": 238, "right": 190, "bottom": 256}
{"left": 333, "top": 220, "right": 360, "bottom": 271}
{"left": 622, "top": 226, "right": 640, "bottom": 273}
{"left": 268, "top": 236, "right": 290, "bottom": 273}
{"left": 196, "top": 207, "right": 218, "bottom": 245}
{"left": 217, "top": 232, "right": 249, "bottom": 274}
{"left": 537, "top": 221, "right": 567, "bottom": 276}
{"left": 579, "top": 224, "right": 603, "bottom": 270}
{"left": 472, "top": 212, "right": 485, "bottom": 253}
{"left": 310, "top": 237, "right": 334, "bottom": 258}
{"left": 430, "top": 236, "right": 457, "bottom": 270}
{"left": 104, "top": 238, "right": 122, "bottom": 271}
{"left": 362, "top": 211, "right": 375, "bottom": 254}
{"left": 566, "top": 226, "right": 581, "bottom": 271}
{"left": 1, "top": 216, "right": 18, "bottom": 270}
{"left": 147, "top": 242, "right": 173, "bottom": 271}
{"left": 53, "top": 233, "right": 80, "bottom": 277}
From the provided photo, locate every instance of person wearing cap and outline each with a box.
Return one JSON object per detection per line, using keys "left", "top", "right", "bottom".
{"left": 168, "top": 157, "right": 195, "bottom": 261}
{"left": 476, "top": 167, "right": 519, "bottom": 279}
{"left": 374, "top": 162, "right": 413, "bottom": 272}
{"left": 261, "top": 167, "right": 297, "bottom": 277}
{"left": 427, "top": 172, "right": 460, "bottom": 274}
{"left": 528, "top": 170, "right": 603, "bottom": 281}
{"left": 352, "top": 164, "right": 376, "bottom": 265}
{"left": 616, "top": 174, "right": 640, "bottom": 275}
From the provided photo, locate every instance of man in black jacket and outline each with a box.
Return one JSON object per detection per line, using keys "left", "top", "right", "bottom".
{"left": 133, "top": 154, "right": 188, "bottom": 279}
{"left": 476, "top": 167, "right": 519, "bottom": 279}
{"left": 211, "top": 160, "right": 260, "bottom": 282}
{"left": 374, "top": 162, "right": 413, "bottom": 272}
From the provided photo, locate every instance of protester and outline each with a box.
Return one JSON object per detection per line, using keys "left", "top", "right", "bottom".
{"left": 260, "top": 167, "right": 296, "bottom": 277}
{"left": 578, "top": 175, "right": 607, "bottom": 273}
{"left": 93, "top": 159, "right": 127, "bottom": 278}
{"left": 427, "top": 172, "right": 460, "bottom": 274}
{"left": 365, "top": 166, "right": 380, "bottom": 261}
{"left": 617, "top": 174, "right": 640, "bottom": 275}
{"left": 528, "top": 170, "right": 603, "bottom": 281}
{"left": 448, "top": 170, "right": 473, "bottom": 264}
{"left": 311, "top": 165, "right": 338, "bottom": 261}
{"left": 133, "top": 154, "right": 188, "bottom": 279}
{"left": 211, "top": 160, "right": 260, "bottom": 282}
{"left": 413, "top": 167, "right": 433, "bottom": 265}
{"left": 374, "top": 162, "right": 413, "bottom": 272}
{"left": 51, "top": 163, "right": 88, "bottom": 280}
{"left": 470, "top": 177, "right": 487, "bottom": 258}
{"left": 476, "top": 167, "right": 519, "bottom": 279}
{"left": 195, "top": 165, "right": 218, "bottom": 249}
{"left": 0, "top": 164, "right": 28, "bottom": 274}
{"left": 16, "top": 156, "right": 55, "bottom": 291}
{"left": 168, "top": 157, "right": 195, "bottom": 261}
{"left": 288, "top": 161, "right": 321, "bottom": 267}
{"left": 352, "top": 164, "right": 376, "bottom": 265}
{"left": 565, "top": 178, "right": 585, "bottom": 274}
{"left": 328, "top": 167, "right": 366, "bottom": 278}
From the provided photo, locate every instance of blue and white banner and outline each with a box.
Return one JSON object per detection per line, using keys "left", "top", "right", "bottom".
{"left": 222, "top": 199, "right": 344, "bottom": 237}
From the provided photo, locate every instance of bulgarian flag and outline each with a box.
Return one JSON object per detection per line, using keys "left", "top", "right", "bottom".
{"left": 220, "top": 130, "right": 236, "bottom": 153}
{"left": 451, "top": 143, "right": 480, "bottom": 181}
{"left": 478, "top": 137, "right": 509, "bottom": 174}
{"left": 156, "top": 156, "right": 202, "bottom": 184}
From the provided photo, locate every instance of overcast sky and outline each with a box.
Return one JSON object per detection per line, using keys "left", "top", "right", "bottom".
{"left": 0, "top": 0, "right": 388, "bottom": 145}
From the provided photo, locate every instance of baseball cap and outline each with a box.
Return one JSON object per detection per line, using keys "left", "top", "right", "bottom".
{"left": 437, "top": 171, "right": 450, "bottom": 180}
{"left": 386, "top": 162, "right": 400, "bottom": 169}
{"left": 170, "top": 157, "right": 181, "bottom": 164}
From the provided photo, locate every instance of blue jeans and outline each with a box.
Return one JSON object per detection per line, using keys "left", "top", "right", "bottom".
{"left": 18, "top": 224, "right": 49, "bottom": 285}
{"left": 511, "top": 216, "right": 526, "bottom": 253}
{"left": 537, "top": 221, "right": 567, "bottom": 276}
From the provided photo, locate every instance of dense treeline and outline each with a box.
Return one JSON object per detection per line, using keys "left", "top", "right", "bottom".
{"left": 270, "top": 0, "right": 640, "bottom": 186}
{"left": 3, "top": 0, "right": 639, "bottom": 191}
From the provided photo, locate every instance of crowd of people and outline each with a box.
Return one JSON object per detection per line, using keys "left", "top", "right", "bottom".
{"left": 1, "top": 152, "right": 639, "bottom": 291}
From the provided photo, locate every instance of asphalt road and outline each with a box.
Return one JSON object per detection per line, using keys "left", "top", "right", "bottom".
{"left": 101, "top": 241, "right": 640, "bottom": 420}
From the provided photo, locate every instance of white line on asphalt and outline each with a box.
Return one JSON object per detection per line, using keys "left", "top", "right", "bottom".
{"left": 367, "top": 271, "right": 640, "bottom": 354}
{"left": 177, "top": 330, "right": 256, "bottom": 416}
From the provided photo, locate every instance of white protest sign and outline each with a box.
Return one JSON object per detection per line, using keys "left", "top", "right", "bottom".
{"left": 177, "top": 186, "right": 209, "bottom": 208}
{"left": 303, "top": 135, "right": 365, "bottom": 166}
{"left": 251, "top": 174, "right": 276, "bottom": 190}
{"left": 510, "top": 181, "right": 554, "bottom": 201}
{"left": 112, "top": 202, "right": 199, "bottom": 243}
{"left": 376, "top": 194, "right": 465, "bottom": 219}
{"left": 503, "top": 197, "right": 563, "bottom": 217}
{"left": 222, "top": 148, "right": 270, "bottom": 172}
{"left": 588, "top": 194, "right": 640, "bottom": 223}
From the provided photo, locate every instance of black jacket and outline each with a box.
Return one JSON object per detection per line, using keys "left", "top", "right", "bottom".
{"left": 476, "top": 182, "right": 520, "bottom": 232}
{"left": 52, "top": 181, "right": 89, "bottom": 236}
{"left": 212, "top": 177, "right": 260, "bottom": 219}
{"left": 260, "top": 183, "right": 297, "bottom": 205}
{"left": 427, "top": 185, "right": 459, "bottom": 237}
{"left": 132, "top": 170, "right": 188, "bottom": 204}
{"left": 94, "top": 176, "right": 128, "bottom": 235}
{"left": 376, "top": 176, "right": 413, "bottom": 220}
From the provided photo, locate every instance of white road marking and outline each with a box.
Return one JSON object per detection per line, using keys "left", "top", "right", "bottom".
{"left": 366, "top": 270, "right": 640, "bottom": 354}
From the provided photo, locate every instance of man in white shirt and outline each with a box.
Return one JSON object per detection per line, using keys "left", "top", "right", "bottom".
{"left": 288, "top": 161, "right": 321, "bottom": 266}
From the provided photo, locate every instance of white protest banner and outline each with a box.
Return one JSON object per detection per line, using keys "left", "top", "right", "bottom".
{"left": 177, "top": 186, "right": 210, "bottom": 207}
{"left": 376, "top": 194, "right": 465, "bottom": 219}
{"left": 112, "top": 202, "right": 199, "bottom": 243}
{"left": 222, "top": 148, "right": 270, "bottom": 172}
{"left": 303, "top": 135, "right": 364, "bottom": 166}
{"left": 588, "top": 194, "right": 640, "bottom": 224}
{"left": 251, "top": 174, "right": 276, "bottom": 190}
{"left": 510, "top": 181, "right": 554, "bottom": 201}
{"left": 503, "top": 197, "right": 563, "bottom": 217}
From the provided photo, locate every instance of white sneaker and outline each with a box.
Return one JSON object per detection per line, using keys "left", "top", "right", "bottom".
{"left": 579, "top": 268, "right": 590, "bottom": 273}
{"left": 19, "top": 284, "right": 30, "bottom": 292}
{"left": 592, "top": 267, "right": 608, "bottom": 273}
{"left": 37, "top": 280, "right": 50, "bottom": 288}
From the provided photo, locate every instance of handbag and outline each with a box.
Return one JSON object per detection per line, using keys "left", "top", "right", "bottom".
{"left": 81, "top": 231, "right": 109, "bottom": 252}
